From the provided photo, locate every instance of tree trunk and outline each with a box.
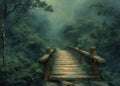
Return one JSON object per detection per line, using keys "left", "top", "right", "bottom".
{"left": 1, "top": 16, "right": 6, "bottom": 66}
{"left": 1, "top": 0, "right": 7, "bottom": 66}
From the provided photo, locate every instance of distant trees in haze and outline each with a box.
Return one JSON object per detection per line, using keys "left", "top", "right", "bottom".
{"left": 63, "top": 1, "right": 120, "bottom": 85}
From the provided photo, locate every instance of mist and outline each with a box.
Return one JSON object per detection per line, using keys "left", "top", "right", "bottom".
{"left": 29, "top": 0, "right": 93, "bottom": 40}
{"left": 28, "top": 0, "right": 120, "bottom": 46}
{"left": 45, "top": 0, "right": 91, "bottom": 38}
{"left": 0, "top": 0, "right": 120, "bottom": 85}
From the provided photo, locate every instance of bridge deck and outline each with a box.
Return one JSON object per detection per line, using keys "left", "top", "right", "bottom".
{"left": 49, "top": 49, "right": 94, "bottom": 80}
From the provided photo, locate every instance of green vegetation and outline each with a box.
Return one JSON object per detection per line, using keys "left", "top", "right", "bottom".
{"left": 0, "top": 56, "right": 44, "bottom": 86}
{"left": 0, "top": 0, "right": 53, "bottom": 85}
{"left": 0, "top": 0, "right": 120, "bottom": 86}
{"left": 63, "top": 1, "right": 120, "bottom": 85}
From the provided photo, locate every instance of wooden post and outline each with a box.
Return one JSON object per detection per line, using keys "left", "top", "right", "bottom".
{"left": 80, "top": 55, "right": 82, "bottom": 62}
{"left": 78, "top": 46, "right": 83, "bottom": 63}
{"left": 46, "top": 48, "right": 51, "bottom": 54}
{"left": 44, "top": 48, "right": 54, "bottom": 81}
{"left": 90, "top": 46, "right": 100, "bottom": 80}
{"left": 44, "top": 60, "right": 50, "bottom": 81}
{"left": 90, "top": 46, "right": 97, "bottom": 56}
{"left": 44, "top": 48, "right": 51, "bottom": 81}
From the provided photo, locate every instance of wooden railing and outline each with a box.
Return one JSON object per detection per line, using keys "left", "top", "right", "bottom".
{"left": 38, "top": 46, "right": 56, "bottom": 80}
{"left": 69, "top": 46, "right": 106, "bottom": 80}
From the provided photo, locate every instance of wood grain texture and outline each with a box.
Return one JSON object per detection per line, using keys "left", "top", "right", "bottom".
{"left": 48, "top": 49, "right": 93, "bottom": 80}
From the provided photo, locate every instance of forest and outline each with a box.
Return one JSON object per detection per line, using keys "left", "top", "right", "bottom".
{"left": 0, "top": 0, "right": 120, "bottom": 86}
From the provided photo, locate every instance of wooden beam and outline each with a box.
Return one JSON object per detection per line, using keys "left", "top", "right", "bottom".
{"left": 38, "top": 46, "right": 56, "bottom": 63}
{"left": 49, "top": 75, "right": 97, "bottom": 81}
{"left": 38, "top": 54, "right": 50, "bottom": 63}
{"left": 69, "top": 46, "right": 106, "bottom": 64}
{"left": 69, "top": 46, "right": 106, "bottom": 80}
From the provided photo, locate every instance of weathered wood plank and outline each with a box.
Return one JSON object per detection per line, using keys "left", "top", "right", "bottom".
{"left": 53, "top": 60, "right": 77, "bottom": 62}
{"left": 50, "top": 65, "right": 84, "bottom": 70}
{"left": 50, "top": 70, "right": 87, "bottom": 75}
{"left": 53, "top": 62, "right": 78, "bottom": 65}
{"left": 39, "top": 54, "right": 50, "bottom": 63}
{"left": 50, "top": 68, "right": 86, "bottom": 72}
{"left": 52, "top": 63, "right": 78, "bottom": 65}
{"left": 45, "top": 48, "right": 97, "bottom": 81}
{"left": 50, "top": 67, "right": 86, "bottom": 75}
{"left": 50, "top": 64, "right": 84, "bottom": 68}
{"left": 49, "top": 75, "right": 96, "bottom": 80}
{"left": 50, "top": 67, "right": 84, "bottom": 70}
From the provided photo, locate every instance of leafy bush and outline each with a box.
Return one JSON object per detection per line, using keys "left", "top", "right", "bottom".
{"left": 0, "top": 56, "right": 44, "bottom": 86}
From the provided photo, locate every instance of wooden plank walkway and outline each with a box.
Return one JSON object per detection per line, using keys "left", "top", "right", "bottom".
{"left": 48, "top": 49, "right": 93, "bottom": 80}
{"left": 39, "top": 47, "right": 108, "bottom": 85}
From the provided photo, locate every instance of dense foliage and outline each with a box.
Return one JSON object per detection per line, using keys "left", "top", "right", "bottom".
{"left": 0, "top": 0, "right": 52, "bottom": 86}
{"left": 0, "top": 0, "right": 120, "bottom": 86}
{"left": 63, "top": 1, "right": 120, "bottom": 85}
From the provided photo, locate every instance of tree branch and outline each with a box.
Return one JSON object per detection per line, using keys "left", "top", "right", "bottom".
{"left": 0, "top": 0, "right": 4, "bottom": 11}
{"left": 8, "top": 17, "right": 22, "bottom": 30}
{"left": 5, "top": 0, "right": 30, "bottom": 17}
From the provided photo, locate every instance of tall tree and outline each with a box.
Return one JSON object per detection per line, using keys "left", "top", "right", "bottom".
{"left": 0, "top": 0, "right": 53, "bottom": 65}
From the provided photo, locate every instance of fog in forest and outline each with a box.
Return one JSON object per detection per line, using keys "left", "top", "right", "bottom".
{"left": 0, "top": 0, "right": 120, "bottom": 86}
{"left": 29, "top": 0, "right": 92, "bottom": 40}
{"left": 29, "top": 0, "right": 120, "bottom": 46}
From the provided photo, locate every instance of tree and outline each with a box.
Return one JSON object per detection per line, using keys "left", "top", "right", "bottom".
{"left": 0, "top": 0, "right": 53, "bottom": 65}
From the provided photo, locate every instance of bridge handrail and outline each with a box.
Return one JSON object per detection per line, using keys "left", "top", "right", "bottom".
{"left": 68, "top": 46, "right": 106, "bottom": 79}
{"left": 38, "top": 46, "right": 56, "bottom": 63}
{"left": 69, "top": 46, "right": 106, "bottom": 64}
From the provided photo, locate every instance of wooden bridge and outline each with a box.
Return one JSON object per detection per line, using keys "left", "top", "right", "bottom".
{"left": 39, "top": 46, "right": 106, "bottom": 86}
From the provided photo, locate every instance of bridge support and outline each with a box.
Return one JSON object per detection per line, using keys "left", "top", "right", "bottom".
{"left": 44, "top": 61, "right": 50, "bottom": 81}
{"left": 39, "top": 47, "right": 56, "bottom": 81}
{"left": 90, "top": 60, "right": 100, "bottom": 80}
{"left": 79, "top": 53, "right": 83, "bottom": 63}
{"left": 90, "top": 46, "right": 100, "bottom": 80}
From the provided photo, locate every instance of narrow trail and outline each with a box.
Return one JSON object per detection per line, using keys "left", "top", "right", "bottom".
{"left": 49, "top": 49, "right": 89, "bottom": 80}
